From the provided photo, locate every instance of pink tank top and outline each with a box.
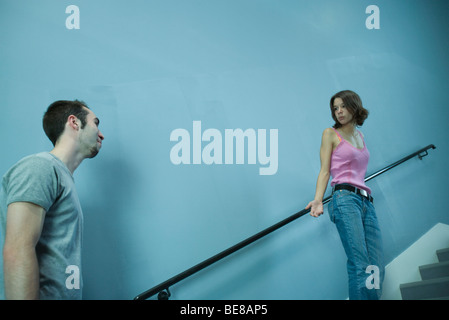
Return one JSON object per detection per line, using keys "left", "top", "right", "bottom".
{"left": 330, "top": 128, "right": 371, "bottom": 194}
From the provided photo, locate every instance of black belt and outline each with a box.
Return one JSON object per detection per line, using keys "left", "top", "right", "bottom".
{"left": 333, "top": 184, "right": 374, "bottom": 203}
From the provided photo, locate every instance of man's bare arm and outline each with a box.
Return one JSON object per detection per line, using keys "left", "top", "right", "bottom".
{"left": 3, "top": 202, "right": 45, "bottom": 299}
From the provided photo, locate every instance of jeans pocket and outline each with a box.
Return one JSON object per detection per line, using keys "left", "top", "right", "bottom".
{"left": 334, "top": 189, "right": 352, "bottom": 200}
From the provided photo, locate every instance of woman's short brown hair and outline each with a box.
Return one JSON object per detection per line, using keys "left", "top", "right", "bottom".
{"left": 330, "top": 90, "right": 369, "bottom": 129}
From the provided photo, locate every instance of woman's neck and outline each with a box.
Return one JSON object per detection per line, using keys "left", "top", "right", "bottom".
{"left": 339, "top": 123, "right": 357, "bottom": 136}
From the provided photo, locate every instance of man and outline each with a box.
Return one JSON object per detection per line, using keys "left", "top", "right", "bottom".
{"left": 0, "top": 100, "right": 104, "bottom": 299}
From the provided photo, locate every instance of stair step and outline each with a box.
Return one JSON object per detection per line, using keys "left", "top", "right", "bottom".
{"left": 420, "top": 261, "right": 449, "bottom": 280}
{"left": 424, "top": 295, "right": 449, "bottom": 300}
{"left": 400, "top": 276, "right": 449, "bottom": 300}
{"left": 436, "top": 248, "right": 449, "bottom": 262}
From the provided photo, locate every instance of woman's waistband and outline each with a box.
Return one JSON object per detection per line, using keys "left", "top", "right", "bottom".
{"left": 332, "top": 184, "right": 374, "bottom": 203}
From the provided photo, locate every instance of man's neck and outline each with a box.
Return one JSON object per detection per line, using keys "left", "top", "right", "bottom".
{"left": 50, "top": 144, "right": 84, "bottom": 174}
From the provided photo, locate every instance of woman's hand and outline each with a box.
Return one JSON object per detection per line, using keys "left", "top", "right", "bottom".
{"left": 306, "top": 199, "right": 324, "bottom": 217}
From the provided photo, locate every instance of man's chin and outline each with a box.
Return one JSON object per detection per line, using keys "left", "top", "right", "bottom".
{"left": 87, "top": 148, "right": 100, "bottom": 159}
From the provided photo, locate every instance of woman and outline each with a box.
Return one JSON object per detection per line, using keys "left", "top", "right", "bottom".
{"left": 306, "top": 90, "right": 384, "bottom": 300}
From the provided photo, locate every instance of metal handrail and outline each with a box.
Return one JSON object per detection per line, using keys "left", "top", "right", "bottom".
{"left": 134, "top": 144, "right": 436, "bottom": 300}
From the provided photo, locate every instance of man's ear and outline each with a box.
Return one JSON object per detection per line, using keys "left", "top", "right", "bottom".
{"left": 67, "top": 115, "right": 79, "bottom": 130}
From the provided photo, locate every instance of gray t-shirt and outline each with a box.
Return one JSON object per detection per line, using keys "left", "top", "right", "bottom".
{"left": 0, "top": 152, "right": 83, "bottom": 299}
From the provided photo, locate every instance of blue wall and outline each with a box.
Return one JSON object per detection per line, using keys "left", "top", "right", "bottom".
{"left": 1, "top": 0, "right": 448, "bottom": 299}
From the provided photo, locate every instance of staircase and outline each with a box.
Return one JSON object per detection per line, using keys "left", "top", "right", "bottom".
{"left": 400, "top": 248, "right": 449, "bottom": 300}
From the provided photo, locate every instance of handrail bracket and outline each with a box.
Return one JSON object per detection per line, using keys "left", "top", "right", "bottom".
{"left": 158, "top": 288, "right": 171, "bottom": 300}
{"left": 418, "top": 150, "right": 428, "bottom": 160}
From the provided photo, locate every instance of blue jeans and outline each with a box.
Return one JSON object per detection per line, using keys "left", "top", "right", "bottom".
{"left": 328, "top": 186, "right": 384, "bottom": 300}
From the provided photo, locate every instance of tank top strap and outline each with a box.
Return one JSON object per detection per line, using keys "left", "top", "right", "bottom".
{"left": 332, "top": 127, "right": 342, "bottom": 142}
{"left": 357, "top": 130, "right": 366, "bottom": 148}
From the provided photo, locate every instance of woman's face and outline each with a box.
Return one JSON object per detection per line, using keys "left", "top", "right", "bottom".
{"left": 333, "top": 97, "right": 354, "bottom": 127}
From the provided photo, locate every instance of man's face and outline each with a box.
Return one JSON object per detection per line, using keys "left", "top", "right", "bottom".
{"left": 79, "top": 107, "right": 104, "bottom": 158}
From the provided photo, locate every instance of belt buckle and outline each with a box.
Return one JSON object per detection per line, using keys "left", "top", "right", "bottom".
{"left": 359, "top": 188, "right": 368, "bottom": 198}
